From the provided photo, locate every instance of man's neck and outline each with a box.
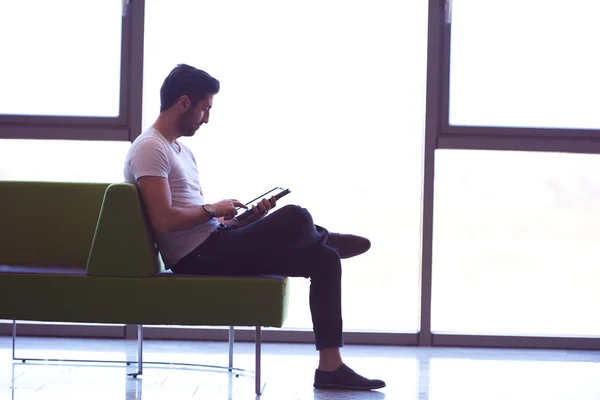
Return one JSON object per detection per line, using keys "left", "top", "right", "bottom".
{"left": 151, "top": 114, "right": 180, "bottom": 143}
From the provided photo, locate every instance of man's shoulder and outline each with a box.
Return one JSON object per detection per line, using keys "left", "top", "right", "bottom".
{"left": 124, "top": 128, "right": 172, "bottom": 180}
{"left": 129, "top": 128, "right": 170, "bottom": 156}
{"left": 132, "top": 127, "right": 167, "bottom": 146}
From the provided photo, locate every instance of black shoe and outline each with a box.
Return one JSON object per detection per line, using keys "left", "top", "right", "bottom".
{"left": 326, "top": 233, "right": 371, "bottom": 259}
{"left": 314, "top": 364, "right": 386, "bottom": 391}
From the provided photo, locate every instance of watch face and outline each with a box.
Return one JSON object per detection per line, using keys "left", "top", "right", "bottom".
{"left": 204, "top": 204, "right": 215, "bottom": 213}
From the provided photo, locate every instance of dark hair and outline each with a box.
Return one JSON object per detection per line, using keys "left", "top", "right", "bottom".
{"left": 159, "top": 64, "right": 220, "bottom": 112}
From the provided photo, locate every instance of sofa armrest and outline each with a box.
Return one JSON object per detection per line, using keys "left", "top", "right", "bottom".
{"left": 86, "top": 183, "right": 160, "bottom": 277}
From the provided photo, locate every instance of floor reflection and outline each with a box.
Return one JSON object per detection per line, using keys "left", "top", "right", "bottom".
{"left": 3, "top": 338, "right": 600, "bottom": 400}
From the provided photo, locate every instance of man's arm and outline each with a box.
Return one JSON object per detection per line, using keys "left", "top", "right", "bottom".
{"left": 137, "top": 176, "right": 213, "bottom": 233}
{"left": 137, "top": 176, "right": 247, "bottom": 233}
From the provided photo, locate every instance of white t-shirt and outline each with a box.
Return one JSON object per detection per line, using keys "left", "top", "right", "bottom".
{"left": 123, "top": 128, "right": 220, "bottom": 269}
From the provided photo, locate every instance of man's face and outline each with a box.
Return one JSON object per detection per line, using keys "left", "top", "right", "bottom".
{"left": 177, "top": 94, "right": 213, "bottom": 137}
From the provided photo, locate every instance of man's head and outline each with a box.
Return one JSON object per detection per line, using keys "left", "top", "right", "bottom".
{"left": 159, "top": 64, "right": 220, "bottom": 137}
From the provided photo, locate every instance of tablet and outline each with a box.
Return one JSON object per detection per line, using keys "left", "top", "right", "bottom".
{"left": 235, "top": 187, "right": 291, "bottom": 221}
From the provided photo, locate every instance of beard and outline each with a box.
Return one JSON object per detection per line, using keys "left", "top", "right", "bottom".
{"left": 177, "top": 109, "right": 200, "bottom": 137}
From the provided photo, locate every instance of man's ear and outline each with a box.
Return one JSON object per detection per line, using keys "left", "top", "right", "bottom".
{"left": 178, "top": 95, "right": 191, "bottom": 112}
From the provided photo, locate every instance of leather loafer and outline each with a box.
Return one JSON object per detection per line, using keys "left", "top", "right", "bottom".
{"left": 314, "top": 364, "right": 386, "bottom": 390}
{"left": 325, "top": 233, "right": 371, "bottom": 259}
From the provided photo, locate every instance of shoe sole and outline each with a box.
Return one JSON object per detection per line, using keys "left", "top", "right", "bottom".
{"left": 339, "top": 251, "right": 366, "bottom": 259}
{"left": 314, "top": 383, "right": 386, "bottom": 391}
{"left": 338, "top": 247, "right": 371, "bottom": 259}
{"left": 337, "top": 244, "right": 371, "bottom": 259}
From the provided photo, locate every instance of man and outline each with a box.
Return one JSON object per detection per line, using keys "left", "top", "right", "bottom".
{"left": 124, "top": 64, "right": 385, "bottom": 391}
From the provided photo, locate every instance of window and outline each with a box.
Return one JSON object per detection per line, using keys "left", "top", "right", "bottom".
{"left": 0, "top": 139, "right": 129, "bottom": 183}
{"left": 432, "top": 149, "right": 600, "bottom": 337}
{"left": 1, "top": 0, "right": 599, "bottom": 350}
{"left": 143, "top": 0, "right": 429, "bottom": 332}
{"left": 446, "top": 0, "right": 600, "bottom": 131}
{"left": 0, "top": 1, "right": 122, "bottom": 118}
{"left": 0, "top": 0, "right": 143, "bottom": 141}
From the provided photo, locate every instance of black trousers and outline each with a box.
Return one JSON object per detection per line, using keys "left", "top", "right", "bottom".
{"left": 171, "top": 204, "right": 343, "bottom": 350}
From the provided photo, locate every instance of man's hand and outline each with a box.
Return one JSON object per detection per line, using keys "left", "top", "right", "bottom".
{"left": 234, "top": 196, "right": 277, "bottom": 227}
{"left": 212, "top": 199, "right": 247, "bottom": 220}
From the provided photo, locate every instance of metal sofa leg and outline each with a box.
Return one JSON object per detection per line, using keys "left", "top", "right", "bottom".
{"left": 128, "top": 325, "right": 143, "bottom": 378}
{"left": 12, "top": 320, "right": 20, "bottom": 362}
{"left": 228, "top": 326, "right": 234, "bottom": 371}
{"left": 255, "top": 326, "right": 265, "bottom": 395}
{"left": 12, "top": 320, "right": 26, "bottom": 363}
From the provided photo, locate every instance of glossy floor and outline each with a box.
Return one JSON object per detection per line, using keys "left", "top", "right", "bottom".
{"left": 1, "top": 336, "right": 600, "bottom": 399}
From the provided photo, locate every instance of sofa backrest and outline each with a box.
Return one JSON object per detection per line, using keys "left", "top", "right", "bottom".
{"left": 0, "top": 181, "right": 161, "bottom": 277}
{"left": 0, "top": 181, "right": 109, "bottom": 265}
{"left": 86, "top": 183, "right": 161, "bottom": 277}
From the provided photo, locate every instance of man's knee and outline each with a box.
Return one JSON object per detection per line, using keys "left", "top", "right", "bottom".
{"left": 277, "top": 204, "right": 313, "bottom": 228}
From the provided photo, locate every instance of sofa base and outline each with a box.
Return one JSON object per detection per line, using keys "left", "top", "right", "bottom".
{"left": 11, "top": 321, "right": 265, "bottom": 395}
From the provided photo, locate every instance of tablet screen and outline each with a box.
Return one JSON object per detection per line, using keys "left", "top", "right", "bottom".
{"left": 235, "top": 187, "right": 291, "bottom": 220}
{"left": 238, "top": 187, "right": 289, "bottom": 210}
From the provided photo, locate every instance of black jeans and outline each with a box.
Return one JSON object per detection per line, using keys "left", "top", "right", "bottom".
{"left": 171, "top": 204, "right": 343, "bottom": 350}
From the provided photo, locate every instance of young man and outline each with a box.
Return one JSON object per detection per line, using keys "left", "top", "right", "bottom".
{"left": 124, "top": 64, "right": 385, "bottom": 391}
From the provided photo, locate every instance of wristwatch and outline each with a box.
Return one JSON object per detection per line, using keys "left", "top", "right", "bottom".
{"left": 203, "top": 204, "right": 216, "bottom": 218}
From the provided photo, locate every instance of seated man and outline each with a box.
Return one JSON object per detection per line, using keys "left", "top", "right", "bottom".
{"left": 123, "top": 63, "right": 385, "bottom": 391}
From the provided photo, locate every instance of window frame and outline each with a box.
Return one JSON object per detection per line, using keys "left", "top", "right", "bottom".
{"left": 0, "top": 0, "right": 145, "bottom": 142}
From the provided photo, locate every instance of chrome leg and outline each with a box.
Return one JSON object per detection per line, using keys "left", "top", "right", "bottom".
{"left": 128, "top": 325, "right": 143, "bottom": 378}
{"left": 138, "top": 325, "right": 143, "bottom": 376}
{"left": 228, "top": 326, "right": 234, "bottom": 371}
{"left": 255, "top": 326, "right": 262, "bottom": 395}
{"left": 12, "top": 320, "right": 17, "bottom": 361}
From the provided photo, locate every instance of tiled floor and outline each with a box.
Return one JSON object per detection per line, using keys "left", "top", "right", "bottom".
{"left": 1, "top": 336, "right": 600, "bottom": 399}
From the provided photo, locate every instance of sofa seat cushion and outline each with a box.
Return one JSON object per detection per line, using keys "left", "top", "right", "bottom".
{"left": 0, "top": 270, "right": 289, "bottom": 328}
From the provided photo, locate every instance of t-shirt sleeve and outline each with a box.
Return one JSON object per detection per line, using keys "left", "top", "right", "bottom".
{"left": 127, "top": 138, "right": 171, "bottom": 180}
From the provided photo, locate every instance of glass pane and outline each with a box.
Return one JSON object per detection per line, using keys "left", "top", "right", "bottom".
{"left": 144, "top": 0, "right": 429, "bottom": 332}
{"left": 432, "top": 149, "right": 600, "bottom": 336}
{"left": 448, "top": 0, "right": 600, "bottom": 130}
{"left": 0, "top": 1, "right": 122, "bottom": 117}
{"left": 0, "top": 139, "right": 129, "bottom": 182}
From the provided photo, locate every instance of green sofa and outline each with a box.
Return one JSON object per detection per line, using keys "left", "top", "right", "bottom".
{"left": 0, "top": 180, "right": 290, "bottom": 394}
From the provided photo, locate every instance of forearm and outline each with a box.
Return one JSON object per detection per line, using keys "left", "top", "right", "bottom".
{"left": 157, "top": 205, "right": 213, "bottom": 232}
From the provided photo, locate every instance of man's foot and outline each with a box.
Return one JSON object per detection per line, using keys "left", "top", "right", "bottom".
{"left": 314, "top": 364, "right": 386, "bottom": 391}
{"left": 325, "top": 233, "right": 371, "bottom": 259}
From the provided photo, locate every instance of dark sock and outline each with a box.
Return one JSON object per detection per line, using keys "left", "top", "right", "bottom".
{"left": 314, "top": 364, "right": 386, "bottom": 391}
